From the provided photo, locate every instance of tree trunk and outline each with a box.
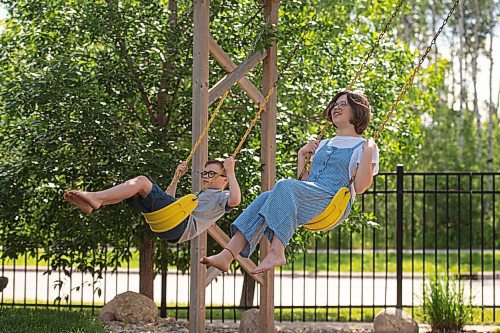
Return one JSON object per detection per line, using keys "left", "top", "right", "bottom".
{"left": 431, "top": 0, "right": 439, "bottom": 66}
{"left": 457, "top": 0, "right": 466, "bottom": 164}
{"left": 487, "top": 0, "right": 495, "bottom": 171}
{"left": 139, "top": 235, "right": 155, "bottom": 299}
{"left": 472, "top": 0, "right": 482, "bottom": 161}
{"left": 239, "top": 271, "right": 256, "bottom": 307}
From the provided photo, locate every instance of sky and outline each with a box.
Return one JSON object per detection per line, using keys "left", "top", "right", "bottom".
{"left": 0, "top": 5, "right": 498, "bottom": 120}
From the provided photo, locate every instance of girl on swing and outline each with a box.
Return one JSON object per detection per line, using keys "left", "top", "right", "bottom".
{"left": 201, "top": 90, "right": 379, "bottom": 274}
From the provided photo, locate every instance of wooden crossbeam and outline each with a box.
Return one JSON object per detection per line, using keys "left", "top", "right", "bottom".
{"left": 206, "top": 224, "right": 265, "bottom": 286}
{"left": 208, "top": 36, "right": 265, "bottom": 106}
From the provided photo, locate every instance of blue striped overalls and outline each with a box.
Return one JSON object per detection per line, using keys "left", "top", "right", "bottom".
{"left": 231, "top": 140, "right": 364, "bottom": 257}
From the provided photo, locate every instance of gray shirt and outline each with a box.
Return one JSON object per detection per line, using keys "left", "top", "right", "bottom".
{"left": 177, "top": 189, "right": 231, "bottom": 243}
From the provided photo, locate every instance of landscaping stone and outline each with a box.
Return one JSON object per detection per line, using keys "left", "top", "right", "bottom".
{"left": 0, "top": 277, "right": 8, "bottom": 292}
{"left": 99, "top": 291, "right": 159, "bottom": 324}
{"left": 373, "top": 308, "right": 418, "bottom": 333}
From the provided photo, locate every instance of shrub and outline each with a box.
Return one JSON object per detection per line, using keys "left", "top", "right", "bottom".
{"left": 423, "top": 275, "right": 473, "bottom": 332}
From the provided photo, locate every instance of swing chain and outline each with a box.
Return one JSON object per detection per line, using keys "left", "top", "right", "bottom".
{"left": 298, "top": 0, "right": 405, "bottom": 181}
{"left": 347, "top": 0, "right": 406, "bottom": 90}
{"left": 373, "top": 0, "right": 460, "bottom": 141}
{"left": 166, "top": 89, "right": 231, "bottom": 193}
{"left": 344, "top": 0, "right": 460, "bottom": 190}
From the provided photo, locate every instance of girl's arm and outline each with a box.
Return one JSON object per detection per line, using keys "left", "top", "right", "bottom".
{"left": 298, "top": 140, "right": 319, "bottom": 179}
{"left": 353, "top": 139, "right": 377, "bottom": 194}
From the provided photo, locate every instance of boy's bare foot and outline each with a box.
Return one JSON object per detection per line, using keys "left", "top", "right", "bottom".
{"left": 251, "top": 250, "right": 286, "bottom": 274}
{"left": 64, "top": 190, "right": 101, "bottom": 214}
{"left": 199, "top": 248, "right": 234, "bottom": 272}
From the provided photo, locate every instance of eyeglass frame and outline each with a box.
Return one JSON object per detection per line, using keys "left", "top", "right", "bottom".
{"left": 201, "top": 170, "right": 227, "bottom": 179}
{"left": 331, "top": 100, "right": 349, "bottom": 110}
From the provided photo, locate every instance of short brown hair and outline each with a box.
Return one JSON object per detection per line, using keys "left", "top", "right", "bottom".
{"left": 205, "top": 158, "right": 224, "bottom": 169}
{"left": 322, "top": 90, "right": 371, "bottom": 134}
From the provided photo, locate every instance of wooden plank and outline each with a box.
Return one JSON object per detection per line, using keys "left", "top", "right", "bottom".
{"left": 207, "top": 225, "right": 265, "bottom": 285}
{"left": 189, "top": 0, "right": 210, "bottom": 332}
{"left": 260, "top": 1, "right": 279, "bottom": 332}
{"left": 205, "top": 267, "right": 221, "bottom": 287}
{"left": 209, "top": 36, "right": 265, "bottom": 105}
{"left": 208, "top": 49, "right": 267, "bottom": 106}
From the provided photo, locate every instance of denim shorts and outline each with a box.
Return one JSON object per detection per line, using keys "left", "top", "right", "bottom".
{"left": 126, "top": 183, "right": 188, "bottom": 243}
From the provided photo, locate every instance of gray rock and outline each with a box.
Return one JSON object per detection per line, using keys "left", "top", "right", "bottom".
{"left": 239, "top": 309, "right": 260, "bottom": 333}
{"left": 374, "top": 308, "right": 419, "bottom": 333}
{"left": 239, "top": 309, "right": 282, "bottom": 333}
{"left": 0, "top": 277, "right": 8, "bottom": 292}
{"left": 99, "top": 291, "right": 159, "bottom": 324}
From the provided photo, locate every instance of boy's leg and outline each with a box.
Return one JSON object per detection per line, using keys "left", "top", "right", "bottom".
{"left": 64, "top": 176, "right": 153, "bottom": 214}
{"left": 251, "top": 234, "right": 286, "bottom": 274}
{"left": 200, "top": 230, "right": 247, "bottom": 272}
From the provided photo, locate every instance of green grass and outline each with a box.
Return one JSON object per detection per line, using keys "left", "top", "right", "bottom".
{"left": 281, "top": 252, "right": 495, "bottom": 274}
{"left": 0, "top": 308, "right": 106, "bottom": 333}
{"left": 2, "top": 251, "right": 496, "bottom": 274}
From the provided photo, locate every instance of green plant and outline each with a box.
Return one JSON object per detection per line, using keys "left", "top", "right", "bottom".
{"left": 423, "top": 275, "right": 473, "bottom": 332}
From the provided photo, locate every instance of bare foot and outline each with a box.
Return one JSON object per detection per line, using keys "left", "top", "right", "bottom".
{"left": 64, "top": 190, "right": 101, "bottom": 214}
{"left": 251, "top": 250, "right": 286, "bottom": 274}
{"left": 200, "top": 248, "right": 234, "bottom": 272}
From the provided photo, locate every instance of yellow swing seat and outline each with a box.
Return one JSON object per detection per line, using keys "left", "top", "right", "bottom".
{"left": 143, "top": 194, "right": 198, "bottom": 233}
{"left": 303, "top": 187, "right": 351, "bottom": 232}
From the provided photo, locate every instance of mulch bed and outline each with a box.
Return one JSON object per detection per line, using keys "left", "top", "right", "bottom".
{"left": 102, "top": 318, "right": 497, "bottom": 333}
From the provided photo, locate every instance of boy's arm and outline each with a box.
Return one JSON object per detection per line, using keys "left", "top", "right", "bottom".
{"left": 166, "top": 162, "right": 188, "bottom": 197}
{"left": 353, "top": 139, "right": 377, "bottom": 194}
{"left": 224, "top": 157, "right": 241, "bottom": 207}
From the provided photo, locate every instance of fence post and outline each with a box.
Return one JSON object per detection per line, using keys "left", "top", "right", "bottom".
{"left": 160, "top": 243, "right": 167, "bottom": 318}
{"left": 396, "top": 164, "right": 404, "bottom": 309}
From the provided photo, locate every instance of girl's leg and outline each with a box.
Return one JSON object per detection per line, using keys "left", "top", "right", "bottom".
{"left": 251, "top": 234, "right": 286, "bottom": 274}
{"left": 199, "top": 230, "right": 247, "bottom": 272}
{"left": 200, "top": 191, "right": 272, "bottom": 272}
{"left": 64, "top": 176, "right": 153, "bottom": 214}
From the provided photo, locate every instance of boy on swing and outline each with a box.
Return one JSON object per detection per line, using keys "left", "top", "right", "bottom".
{"left": 64, "top": 157, "right": 241, "bottom": 243}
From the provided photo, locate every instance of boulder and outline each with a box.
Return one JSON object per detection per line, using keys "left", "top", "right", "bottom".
{"left": 374, "top": 308, "right": 419, "bottom": 333}
{"left": 0, "top": 277, "right": 8, "bottom": 292}
{"left": 99, "top": 291, "right": 158, "bottom": 324}
{"left": 239, "top": 308, "right": 281, "bottom": 333}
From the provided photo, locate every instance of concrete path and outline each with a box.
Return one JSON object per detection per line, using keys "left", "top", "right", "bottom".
{"left": 1, "top": 267, "right": 498, "bottom": 308}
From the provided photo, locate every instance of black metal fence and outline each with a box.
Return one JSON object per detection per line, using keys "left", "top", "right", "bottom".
{"left": 1, "top": 167, "right": 498, "bottom": 323}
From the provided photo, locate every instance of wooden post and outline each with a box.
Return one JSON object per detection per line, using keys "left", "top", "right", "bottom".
{"left": 189, "top": 0, "right": 210, "bottom": 332}
{"left": 260, "top": 0, "right": 279, "bottom": 332}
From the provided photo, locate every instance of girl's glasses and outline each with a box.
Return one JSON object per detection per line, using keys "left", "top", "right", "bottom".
{"left": 201, "top": 170, "right": 227, "bottom": 179}
{"left": 332, "top": 101, "right": 348, "bottom": 110}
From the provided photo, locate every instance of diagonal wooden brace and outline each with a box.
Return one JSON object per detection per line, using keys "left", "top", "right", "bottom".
{"left": 208, "top": 35, "right": 266, "bottom": 106}
{"left": 205, "top": 224, "right": 264, "bottom": 286}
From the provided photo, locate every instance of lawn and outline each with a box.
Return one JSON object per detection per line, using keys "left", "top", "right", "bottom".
{"left": 0, "top": 308, "right": 106, "bottom": 333}
{"left": 1, "top": 250, "right": 496, "bottom": 274}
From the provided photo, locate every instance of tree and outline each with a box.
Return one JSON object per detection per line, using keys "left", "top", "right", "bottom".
{"left": 0, "top": 0, "right": 451, "bottom": 306}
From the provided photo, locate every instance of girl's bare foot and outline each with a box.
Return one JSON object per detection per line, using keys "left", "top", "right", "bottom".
{"left": 64, "top": 190, "right": 102, "bottom": 214}
{"left": 251, "top": 250, "right": 286, "bottom": 274}
{"left": 200, "top": 248, "right": 235, "bottom": 272}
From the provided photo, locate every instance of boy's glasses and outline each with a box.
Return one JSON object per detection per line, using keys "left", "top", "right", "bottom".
{"left": 201, "top": 171, "right": 227, "bottom": 179}
{"left": 332, "top": 101, "right": 348, "bottom": 110}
